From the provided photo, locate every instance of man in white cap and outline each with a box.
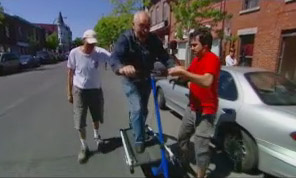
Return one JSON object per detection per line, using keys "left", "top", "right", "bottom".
{"left": 67, "top": 29, "right": 111, "bottom": 163}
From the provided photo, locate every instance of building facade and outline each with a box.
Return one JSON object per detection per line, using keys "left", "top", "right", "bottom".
{"left": 0, "top": 13, "right": 45, "bottom": 54}
{"left": 222, "top": 0, "right": 296, "bottom": 81}
{"left": 161, "top": 0, "right": 296, "bottom": 81}
{"left": 57, "top": 12, "right": 72, "bottom": 52}
{"left": 149, "top": 0, "right": 171, "bottom": 49}
{"left": 35, "top": 12, "right": 72, "bottom": 53}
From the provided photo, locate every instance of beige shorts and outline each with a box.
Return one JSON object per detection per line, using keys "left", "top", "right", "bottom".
{"left": 73, "top": 86, "right": 104, "bottom": 129}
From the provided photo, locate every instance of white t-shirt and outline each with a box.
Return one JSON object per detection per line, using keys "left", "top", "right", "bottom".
{"left": 67, "top": 46, "right": 110, "bottom": 89}
{"left": 225, "top": 55, "right": 237, "bottom": 66}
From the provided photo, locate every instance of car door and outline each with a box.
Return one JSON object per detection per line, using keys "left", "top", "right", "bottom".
{"left": 166, "top": 78, "right": 189, "bottom": 116}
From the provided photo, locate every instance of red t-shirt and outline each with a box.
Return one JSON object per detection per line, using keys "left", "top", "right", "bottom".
{"left": 188, "top": 52, "right": 221, "bottom": 114}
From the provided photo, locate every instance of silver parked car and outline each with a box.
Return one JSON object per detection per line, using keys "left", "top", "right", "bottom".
{"left": 156, "top": 66, "right": 296, "bottom": 177}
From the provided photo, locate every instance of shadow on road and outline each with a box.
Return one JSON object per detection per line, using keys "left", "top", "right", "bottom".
{"left": 99, "top": 137, "right": 123, "bottom": 154}
{"left": 82, "top": 137, "right": 123, "bottom": 164}
{"left": 207, "top": 151, "right": 234, "bottom": 178}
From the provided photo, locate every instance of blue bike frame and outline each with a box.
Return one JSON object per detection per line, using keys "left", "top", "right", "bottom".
{"left": 150, "top": 74, "right": 169, "bottom": 178}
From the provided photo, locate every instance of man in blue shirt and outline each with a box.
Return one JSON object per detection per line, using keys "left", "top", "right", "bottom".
{"left": 110, "top": 11, "right": 175, "bottom": 153}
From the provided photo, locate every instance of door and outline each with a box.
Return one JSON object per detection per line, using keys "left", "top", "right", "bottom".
{"left": 278, "top": 31, "right": 296, "bottom": 82}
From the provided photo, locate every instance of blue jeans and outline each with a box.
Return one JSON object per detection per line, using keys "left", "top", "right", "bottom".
{"left": 122, "top": 78, "right": 151, "bottom": 145}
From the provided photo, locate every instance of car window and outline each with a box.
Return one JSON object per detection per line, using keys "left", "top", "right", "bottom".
{"left": 218, "top": 71, "right": 238, "bottom": 101}
{"left": 174, "top": 79, "right": 188, "bottom": 88}
{"left": 3, "top": 54, "right": 18, "bottom": 61}
{"left": 246, "top": 72, "right": 296, "bottom": 105}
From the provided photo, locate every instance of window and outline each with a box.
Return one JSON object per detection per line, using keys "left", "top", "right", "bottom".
{"left": 218, "top": 71, "right": 238, "bottom": 101}
{"left": 18, "top": 27, "right": 23, "bottom": 38}
{"left": 2, "top": 53, "right": 18, "bottom": 62}
{"left": 174, "top": 79, "right": 188, "bottom": 88}
{"left": 151, "top": 9, "right": 156, "bottom": 25}
{"left": 243, "top": 0, "right": 259, "bottom": 10}
{"left": 246, "top": 72, "right": 296, "bottom": 105}
{"left": 5, "top": 26, "right": 10, "bottom": 38}
{"left": 239, "top": 34, "right": 255, "bottom": 66}
{"left": 156, "top": 5, "right": 161, "bottom": 23}
{"left": 163, "top": 2, "right": 170, "bottom": 22}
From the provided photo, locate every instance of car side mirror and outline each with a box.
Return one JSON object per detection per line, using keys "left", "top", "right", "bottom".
{"left": 222, "top": 108, "right": 236, "bottom": 115}
{"left": 185, "top": 93, "right": 189, "bottom": 98}
{"left": 169, "top": 79, "right": 175, "bottom": 84}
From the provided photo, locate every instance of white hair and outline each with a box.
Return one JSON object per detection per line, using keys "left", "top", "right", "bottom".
{"left": 133, "top": 11, "right": 150, "bottom": 23}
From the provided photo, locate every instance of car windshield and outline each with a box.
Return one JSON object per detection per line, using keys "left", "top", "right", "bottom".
{"left": 246, "top": 72, "right": 296, "bottom": 105}
{"left": 3, "top": 53, "right": 18, "bottom": 61}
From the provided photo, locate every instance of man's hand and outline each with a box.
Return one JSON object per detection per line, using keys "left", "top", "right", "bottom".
{"left": 119, "top": 65, "right": 136, "bottom": 77}
{"left": 68, "top": 94, "right": 73, "bottom": 104}
{"left": 168, "top": 66, "right": 186, "bottom": 77}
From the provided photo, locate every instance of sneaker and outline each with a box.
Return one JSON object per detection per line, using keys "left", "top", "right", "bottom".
{"left": 94, "top": 136, "right": 104, "bottom": 151}
{"left": 78, "top": 147, "right": 89, "bottom": 164}
{"left": 135, "top": 143, "right": 145, "bottom": 153}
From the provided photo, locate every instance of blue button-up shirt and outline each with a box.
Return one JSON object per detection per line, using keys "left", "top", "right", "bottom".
{"left": 110, "top": 30, "right": 175, "bottom": 79}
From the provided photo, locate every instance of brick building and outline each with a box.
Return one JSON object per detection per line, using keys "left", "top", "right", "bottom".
{"left": 167, "top": 0, "right": 296, "bottom": 81}
{"left": 148, "top": 0, "right": 171, "bottom": 48}
{"left": 0, "top": 13, "right": 45, "bottom": 54}
{"left": 222, "top": 0, "right": 296, "bottom": 81}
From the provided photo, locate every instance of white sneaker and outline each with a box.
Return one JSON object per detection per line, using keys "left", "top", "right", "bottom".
{"left": 94, "top": 135, "right": 104, "bottom": 151}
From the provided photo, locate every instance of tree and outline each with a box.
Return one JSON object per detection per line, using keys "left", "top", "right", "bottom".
{"left": 95, "top": 14, "right": 133, "bottom": 48}
{"left": 0, "top": 2, "right": 5, "bottom": 24}
{"left": 94, "top": 0, "right": 152, "bottom": 48}
{"left": 45, "top": 32, "right": 59, "bottom": 50}
{"left": 110, "top": 0, "right": 150, "bottom": 15}
{"left": 28, "top": 36, "right": 42, "bottom": 54}
{"left": 72, "top": 37, "right": 83, "bottom": 47}
{"left": 171, "top": 0, "right": 232, "bottom": 66}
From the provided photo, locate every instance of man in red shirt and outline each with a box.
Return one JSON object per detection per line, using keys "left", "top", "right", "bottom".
{"left": 169, "top": 29, "right": 220, "bottom": 178}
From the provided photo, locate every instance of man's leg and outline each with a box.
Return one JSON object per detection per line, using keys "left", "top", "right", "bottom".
{"left": 123, "top": 81, "right": 145, "bottom": 153}
{"left": 140, "top": 81, "right": 151, "bottom": 140}
{"left": 73, "top": 87, "right": 89, "bottom": 163}
{"left": 177, "top": 107, "right": 196, "bottom": 165}
{"left": 88, "top": 89, "right": 104, "bottom": 148}
{"left": 194, "top": 114, "right": 215, "bottom": 178}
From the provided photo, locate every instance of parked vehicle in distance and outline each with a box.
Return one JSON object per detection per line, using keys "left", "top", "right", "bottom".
{"left": 0, "top": 52, "right": 21, "bottom": 75}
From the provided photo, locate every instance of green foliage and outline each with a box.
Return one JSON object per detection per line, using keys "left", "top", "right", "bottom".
{"left": 110, "top": 0, "right": 143, "bottom": 15}
{"left": 45, "top": 32, "right": 59, "bottom": 50}
{"left": 0, "top": 3, "right": 5, "bottom": 24}
{"left": 95, "top": 14, "right": 133, "bottom": 48}
{"left": 94, "top": 0, "right": 151, "bottom": 48}
{"left": 171, "top": 0, "right": 231, "bottom": 39}
{"left": 28, "top": 36, "right": 42, "bottom": 53}
{"left": 72, "top": 37, "right": 83, "bottom": 47}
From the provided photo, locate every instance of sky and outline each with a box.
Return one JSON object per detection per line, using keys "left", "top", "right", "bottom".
{"left": 1, "top": 0, "right": 114, "bottom": 39}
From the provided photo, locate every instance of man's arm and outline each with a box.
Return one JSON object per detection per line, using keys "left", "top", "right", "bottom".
{"left": 67, "top": 50, "right": 75, "bottom": 103}
{"left": 67, "top": 68, "right": 74, "bottom": 103}
{"left": 110, "top": 34, "right": 128, "bottom": 74}
{"left": 169, "top": 66, "right": 214, "bottom": 88}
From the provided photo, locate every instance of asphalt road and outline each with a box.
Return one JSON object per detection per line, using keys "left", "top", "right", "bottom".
{"left": 0, "top": 62, "right": 263, "bottom": 177}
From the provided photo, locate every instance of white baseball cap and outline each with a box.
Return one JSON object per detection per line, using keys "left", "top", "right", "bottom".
{"left": 83, "top": 29, "right": 98, "bottom": 44}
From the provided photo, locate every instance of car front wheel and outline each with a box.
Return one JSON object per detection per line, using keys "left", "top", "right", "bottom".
{"left": 223, "top": 127, "right": 258, "bottom": 173}
{"left": 157, "top": 88, "right": 166, "bottom": 109}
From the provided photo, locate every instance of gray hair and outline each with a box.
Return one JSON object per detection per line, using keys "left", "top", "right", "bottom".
{"left": 133, "top": 11, "right": 150, "bottom": 23}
